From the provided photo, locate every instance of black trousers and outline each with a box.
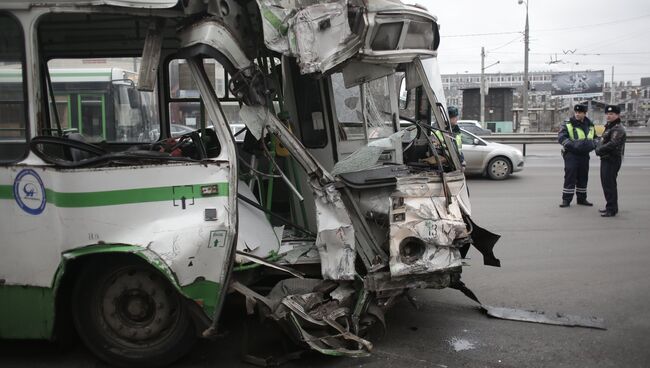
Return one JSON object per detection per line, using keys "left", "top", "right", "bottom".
{"left": 600, "top": 156, "right": 622, "bottom": 213}
{"left": 562, "top": 153, "right": 590, "bottom": 202}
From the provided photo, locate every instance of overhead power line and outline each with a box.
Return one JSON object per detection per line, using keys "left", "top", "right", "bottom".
{"left": 534, "top": 13, "right": 650, "bottom": 32}
{"left": 441, "top": 13, "right": 650, "bottom": 38}
{"left": 490, "top": 51, "right": 650, "bottom": 56}
{"left": 442, "top": 31, "right": 521, "bottom": 38}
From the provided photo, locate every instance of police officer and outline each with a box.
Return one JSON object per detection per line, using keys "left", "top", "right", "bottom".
{"left": 558, "top": 104, "right": 597, "bottom": 207}
{"left": 595, "top": 105, "right": 626, "bottom": 217}
{"left": 444, "top": 106, "right": 466, "bottom": 169}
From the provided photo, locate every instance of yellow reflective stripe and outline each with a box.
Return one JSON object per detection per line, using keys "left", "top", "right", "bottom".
{"left": 566, "top": 123, "right": 593, "bottom": 140}
{"left": 434, "top": 130, "right": 444, "bottom": 142}
{"left": 434, "top": 130, "right": 462, "bottom": 151}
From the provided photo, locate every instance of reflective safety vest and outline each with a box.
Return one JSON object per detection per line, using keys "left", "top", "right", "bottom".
{"left": 566, "top": 122, "right": 595, "bottom": 141}
{"left": 434, "top": 130, "right": 463, "bottom": 151}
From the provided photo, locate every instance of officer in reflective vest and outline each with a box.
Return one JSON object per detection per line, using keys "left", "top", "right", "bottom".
{"left": 433, "top": 106, "right": 466, "bottom": 169}
{"left": 557, "top": 104, "right": 597, "bottom": 207}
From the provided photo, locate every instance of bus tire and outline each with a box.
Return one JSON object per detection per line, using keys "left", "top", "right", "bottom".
{"left": 72, "top": 258, "right": 196, "bottom": 367}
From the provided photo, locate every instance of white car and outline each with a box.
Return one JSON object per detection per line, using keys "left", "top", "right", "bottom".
{"left": 458, "top": 120, "right": 492, "bottom": 136}
{"left": 460, "top": 128, "right": 524, "bottom": 180}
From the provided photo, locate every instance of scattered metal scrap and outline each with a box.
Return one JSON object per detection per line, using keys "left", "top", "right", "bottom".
{"left": 452, "top": 280, "right": 606, "bottom": 330}
{"left": 231, "top": 278, "right": 375, "bottom": 362}
{"left": 481, "top": 305, "right": 606, "bottom": 330}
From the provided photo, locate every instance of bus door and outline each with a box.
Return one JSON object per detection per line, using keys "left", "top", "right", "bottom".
{"left": 77, "top": 93, "right": 106, "bottom": 139}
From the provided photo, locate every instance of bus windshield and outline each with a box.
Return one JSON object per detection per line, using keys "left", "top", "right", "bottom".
{"left": 46, "top": 58, "right": 159, "bottom": 142}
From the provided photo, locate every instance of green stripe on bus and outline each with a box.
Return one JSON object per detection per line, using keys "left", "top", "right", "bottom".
{"left": 181, "top": 279, "right": 221, "bottom": 317}
{"left": 0, "top": 286, "right": 54, "bottom": 339}
{"left": 0, "top": 185, "right": 11, "bottom": 200}
{"left": 0, "top": 182, "right": 229, "bottom": 207}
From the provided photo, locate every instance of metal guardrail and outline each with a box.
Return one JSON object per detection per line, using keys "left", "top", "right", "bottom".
{"left": 483, "top": 133, "right": 650, "bottom": 155}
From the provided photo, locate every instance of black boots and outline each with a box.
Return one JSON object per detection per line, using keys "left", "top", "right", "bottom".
{"left": 560, "top": 199, "right": 592, "bottom": 207}
{"left": 599, "top": 208, "right": 617, "bottom": 217}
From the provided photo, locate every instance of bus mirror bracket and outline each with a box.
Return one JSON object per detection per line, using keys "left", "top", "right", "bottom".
{"left": 127, "top": 87, "right": 140, "bottom": 109}
{"left": 137, "top": 18, "right": 165, "bottom": 92}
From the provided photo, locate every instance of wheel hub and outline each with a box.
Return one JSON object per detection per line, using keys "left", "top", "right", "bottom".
{"left": 491, "top": 160, "right": 508, "bottom": 177}
{"left": 100, "top": 268, "right": 179, "bottom": 343}
{"left": 120, "top": 290, "right": 154, "bottom": 322}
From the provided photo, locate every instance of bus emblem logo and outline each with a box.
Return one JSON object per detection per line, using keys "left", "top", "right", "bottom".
{"left": 13, "top": 169, "right": 46, "bottom": 215}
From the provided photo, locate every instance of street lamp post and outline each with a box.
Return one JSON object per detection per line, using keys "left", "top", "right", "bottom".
{"left": 518, "top": 0, "right": 530, "bottom": 132}
{"left": 481, "top": 47, "right": 485, "bottom": 125}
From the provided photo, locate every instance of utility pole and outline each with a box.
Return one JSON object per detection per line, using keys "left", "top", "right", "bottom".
{"left": 481, "top": 47, "right": 485, "bottom": 125}
{"left": 518, "top": 0, "right": 530, "bottom": 132}
{"left": 480, "top": 47, "right": 499, "bottom": 128}
{"left": 610, "top": 66, "right": 615, "bottom": 104}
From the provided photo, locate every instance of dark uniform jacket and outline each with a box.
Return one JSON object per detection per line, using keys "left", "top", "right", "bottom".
{"left": 595, "top": 119, "right": 626, "bottom": 159}
{"left": 557, "top": 117, "right": 596, "bottom": 156}
{"left": 451, "top": 124, "right": 465, "bottom": 164}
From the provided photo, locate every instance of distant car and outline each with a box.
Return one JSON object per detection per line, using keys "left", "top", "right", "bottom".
{"left": 170, "top": 123, "right": 197, "bottom": 137}
{"left": 460, "top": 128, "right": 524, "bottom": 180}
{"left": 458, "top": 120, "right": 492, "bottom": 136}
{"left": 146, "top": 123, "right": 248, "bottom": 142}
{"left": 144, "top": 123, "right": 196, "bottom": 141}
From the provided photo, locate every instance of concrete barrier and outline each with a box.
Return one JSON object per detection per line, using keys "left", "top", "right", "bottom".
{"left": 483, "top": 133, "right": 650, "bottom": 155}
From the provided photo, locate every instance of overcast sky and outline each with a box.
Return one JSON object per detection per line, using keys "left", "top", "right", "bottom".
{"left": 409, "top": 0, "right": 650, "bottom": 84}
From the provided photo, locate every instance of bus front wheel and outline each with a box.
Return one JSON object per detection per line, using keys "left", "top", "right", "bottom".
{"left": 72, "top": 259, "right": 196, "bottom": 367}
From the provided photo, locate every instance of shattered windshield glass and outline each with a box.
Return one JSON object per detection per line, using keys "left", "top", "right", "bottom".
{"left": 332, "top": 73, "right": 364, "bottom": 140}
{"left": 332, "top": 73, "right": 395, "bottom": 141}
{"left": 365, "top": 76, "right": 394, "bottom": 140}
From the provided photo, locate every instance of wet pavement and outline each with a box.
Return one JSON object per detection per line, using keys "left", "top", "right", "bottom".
{"left": 2, "top": 143, "right": 650, "bottom": 368}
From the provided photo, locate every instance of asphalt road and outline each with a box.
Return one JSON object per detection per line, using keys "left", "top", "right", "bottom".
{"left": 2, "top": 143, "right": 649, "bottom": 368}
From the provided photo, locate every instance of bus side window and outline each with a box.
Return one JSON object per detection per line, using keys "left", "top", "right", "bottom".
{"left": 167, "top": 58, "right": 244, "bottom": 142}
{"left": 0, "top": 12, "right": 28, "bottom": 162}
{"left": 287, "top": 58, "right": 327, "bottom": 148}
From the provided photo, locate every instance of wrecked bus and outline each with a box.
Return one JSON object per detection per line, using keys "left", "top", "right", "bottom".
{"left": 0, "top": 0, "right": 499, "bottom": 366}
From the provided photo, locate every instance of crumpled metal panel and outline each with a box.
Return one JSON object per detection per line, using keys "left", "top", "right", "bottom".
{"left": 235, "top": 182, "right": 281, "bottom": 263}
{"left": 238, "top": 104, "right": 355, "bottom": 280}
{"left": 389, "top": 174, "right": 468, "bottom": 277}
{"left": 179, "top": 19, "right": 253, "bottom": 71}
{"left": 256, "top": 0, "right": 361, "bottom": 74}
{"left": 313, "top": 183, "right": 356, "bottom": 280}
{"left": 237, "top": 278, "right": 372, "bottom": 357}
